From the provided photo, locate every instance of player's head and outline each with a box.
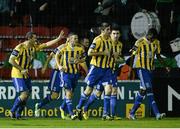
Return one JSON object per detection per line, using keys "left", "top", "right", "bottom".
{"left": 146, "top": 28, "right": 158, "bottom": 41}
{"left": 68, "top": 32, "right": 78, "bottom": 47}
{"left": 111, "top": 23, "right": 121, "bottom": 42}
{"left": 80, "top": 37, "right": 89, "bottom": 48}
{"left": 99, "top": 22, "right": 111, "bottom": 37}
{"left": 26, "top": 31, "right": 37, "bottom": 44}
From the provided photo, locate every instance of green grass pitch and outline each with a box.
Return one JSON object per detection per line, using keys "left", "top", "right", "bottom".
{"left": 0, "top": 117, "right": 180, "bottom": 128}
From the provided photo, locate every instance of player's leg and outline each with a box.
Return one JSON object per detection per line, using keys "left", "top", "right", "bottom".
{"left": 129, "top": 89, "right": 146, "bottom": 120}
{"left": 60, "top": 96, "right": 67, "bottom": 119}
{"left": 65, "top": 89, "right": 77, "bottom": 120}
{"left": 63, "top": 73, "right": 78, "bottom": 120}
{"left": 111, "top": 87, "right": 119, "bottom": 120}
{"left": 15, "top": 101, "right": 26, "bottom": 119}
{"left": 83, "top": 87, "right": 103, "bottom": 120}
{"left": 35, "top": 91, "right": 60, "bottom": 117}
{"left": 102, "top": 68, "right": 113, "bottom": 120}
{"left": 146, "top": 87, "right": 165, "bottom": 119}
{"left": 102, "top": 84, "right": 112, "bottom": 120}
{"left": 10, "top": 78, "right": 30, "bottom": 119}
{"left": 110, "top": 70, "right": 120, "bottom": 120}
{"left": 11, "top": 91, "right": 30, "bottom": 119}
{"left": 76, "top": 86, "right": 93, "bottom": 110}
{"left": 76, "top": 66, "right": 100, "bottom": 110}
{"left": 129, "top": 69, "right": 146, "bottom": 120}
{"left": 35, "top": 70, "right": 60, "bottom": 117}
{"left": 138, "top": 68, "right": 165, "bottom": 120}
{"left": 16, "top": 78, "right": 32, "bottom": 119}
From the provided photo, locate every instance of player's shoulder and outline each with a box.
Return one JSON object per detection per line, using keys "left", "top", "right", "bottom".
{"left": 118, "top": 41, "right": 123, "bottom": 46}
{"left": 137, "top": 37, "right": 145, "bottom": 43}
{"left": 75, "top": 44, "right": 85, "bottom": 51}
{"left": 154, "top": 39, "right": 160, "bottom": 44}
{"left": 57, "top": 43, "right": 67, "bottom": 51}
{"left": 93, "top": 35, "right": 101, "bottom": 43}
{"left": 58, "top": 43, "right": 66, "bottom": 49}
{"left": 14, "top": 43, "right": 24, "bottom": 50}
{"left": 75, "top": 43, "right": 84, "bottom": 48}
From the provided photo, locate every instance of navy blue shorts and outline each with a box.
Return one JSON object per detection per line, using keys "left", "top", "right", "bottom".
{"left": 48, "top": 69, "right": 62, "bottom": 92}
{"left": 12, "top": 78, "right": 32, "bottom": 93}
{"left": 85, "top": 65, "right": 112, "bottom": 88}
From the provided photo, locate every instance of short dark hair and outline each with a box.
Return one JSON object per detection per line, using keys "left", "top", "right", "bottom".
{"left": 26, "top": 31, "right": 36, "bottom": 39}
{"left": 111, "top": 23, "right": 120, "bottom": 31}
{"left": 99, "top": 22, "right": 110, "bottom": 31}
{"left": 147, "top": 28, "right": 158, "bottom": 39}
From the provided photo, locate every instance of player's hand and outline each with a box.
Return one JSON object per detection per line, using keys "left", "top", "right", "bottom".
{"left": 59, "top": 65, "right": 66, "bottom": 72}
{"left": 104, "top": 49, "right": 110, "bottom": 56}
{"left": 41, "top": 67, "right": 46, "bottom": 74}
{"left": 57, "top": 31, "right": 65, "bottom": 41}
{"left": 74, "top": 59, "right": 80, "bottom": 64}
{"left": 113, "top": 52, "right": 119, "bottom": 58}
{"left": 21, "top": 69, "right": 29, "bottom": 76}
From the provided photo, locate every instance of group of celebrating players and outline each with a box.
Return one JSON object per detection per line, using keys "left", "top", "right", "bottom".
{"left": 8, "top": 22, "right": 169, "bottom": 121}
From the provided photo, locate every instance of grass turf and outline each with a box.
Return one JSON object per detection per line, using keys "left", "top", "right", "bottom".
{"left": 0, "top": 117, "right": 180, "bottom": 128}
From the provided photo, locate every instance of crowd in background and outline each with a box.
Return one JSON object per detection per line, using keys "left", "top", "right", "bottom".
{"left": 0, "top": 0, "right": 180, "bottom": 61}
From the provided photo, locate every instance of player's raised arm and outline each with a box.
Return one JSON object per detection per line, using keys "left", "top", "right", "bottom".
{"left": 37, "top": 30, "right": 65, "bottom": 50}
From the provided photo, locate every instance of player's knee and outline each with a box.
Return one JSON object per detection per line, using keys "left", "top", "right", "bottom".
{"left": 95, "top": 90, "right": 102, "bottom": 98}
{"left": 20, "top": 91, "right": 29, "bottom": 101}
{"left": 104, "top": 85, "right": 112, "bottom": 95}
{"left": 111, "top": 87, "right": 117, "bottom": 95}
{"left": 84, "top": 86, "right": 93, "bottom": 96}
{"left": 139, "top": 89, "right": 146, "bottom": 96}
{"left": 65, "top": 90, "right": 72, "bottom": 99}
{"left": 51, "top": 92, "right": 59, "bottom": 100}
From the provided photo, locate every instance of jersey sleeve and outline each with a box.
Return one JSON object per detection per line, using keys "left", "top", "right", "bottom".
{"left": 89, "top": 38, "right": 100, "bottom": 51}
{"left": 35, "top": 43, "right": 47, "bottom": 51}
{"left": 11, "top": 44, "right": 21, "bottom": 58}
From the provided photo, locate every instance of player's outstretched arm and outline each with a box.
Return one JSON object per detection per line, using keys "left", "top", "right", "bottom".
{"left": 45, "top": 30, "right": 65, "bottom": 47}
{"left": 37, "top": 31, "right": 65, "bottom": 51}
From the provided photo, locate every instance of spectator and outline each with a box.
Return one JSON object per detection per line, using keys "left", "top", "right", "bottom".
{"left": 172, "top": 0, "right": 180, "bottom": 37}
{"left": 155, "top": 0, "right": 176, "bottom": 55}
{"left": 28, "top": 0, "right": 49, "bottom": 26}
{"left": 9, "top": 0, "right": 28, "bottom": 26}
{"left": 0, "top": 0, "right": 11, "bottom": 25}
